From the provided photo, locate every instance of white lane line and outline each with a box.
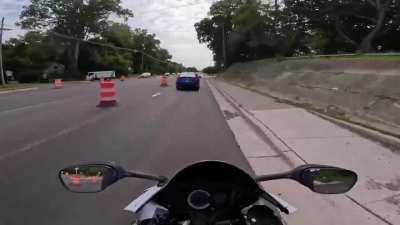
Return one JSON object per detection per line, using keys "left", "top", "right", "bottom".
{"left": 152, "top": 92, "right": 161, "bottom": 98}
{"left": 0, "top": 96, "right": 79, "bottom": 117}
{"left": 0, "top": 112, "right": 110, "bottom": 161}
{"left": 0, "top": 87, "right": 38, "bottom": 95}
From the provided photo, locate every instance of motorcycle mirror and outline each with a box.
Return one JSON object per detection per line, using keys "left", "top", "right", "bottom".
{"left": 255, "top": 164, "right": 357, "bottom": 194}
{"left": 293, "top": 165, "right": 358, "bottom": 194}
{"left": 59, "top": 163, "right": 121, "bottom": 193}
{"left": 59, "top": 162, "right": 168, "bottom": 193}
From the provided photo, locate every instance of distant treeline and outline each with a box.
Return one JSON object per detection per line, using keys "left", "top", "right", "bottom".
{"left": 3, "top": 0, "right": 188, "bottom": 82}
{"left": 196, "top": 0, "right": 400, "bottom": 70}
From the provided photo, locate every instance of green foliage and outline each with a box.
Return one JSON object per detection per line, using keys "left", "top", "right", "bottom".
{"left": 3, "top": 31, "right": 63, "bottom": 82}
{"left": 186, "top": 67, "right": 198, "bottom": 72}
{"left": 101, "top": 54, "right": 131, "bottom": 75}
{"left": 305, "top": 31, "right": 331, "bottom": 54}
{"left": 18, "top": 0, "right": 133, "bottom": 76}
{"left": 202, "top": 66, "right": 221, "bottom": 74}
{"left": 15, "top": 69, "right": 43, "bottom": 83}
{"left": 285, "top": 0, "right": 400, "bottom": 53}
{"left": 168, "top": 62, "right": 186, "bottom": 73}
{"left": 78, "top": 25, "right": 180, "bottom": 75}
{"left": 196, "top": 0, "right": 400, "bottom": 66}
{"left": 195, "top": 0, "right": 242, "bottom": 67}
{"left": 4, "top": 26, "right": 181, "bottom": 82}
{"left": 196, "top": 0, "right": 308, "bottom": 67}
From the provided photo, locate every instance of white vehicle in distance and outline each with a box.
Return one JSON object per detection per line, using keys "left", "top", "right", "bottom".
{"left": 138, "top": 72, "right": 152, "bottom": 79}
{"left": 86, "top": 71, "right": 116, "bottom": 81}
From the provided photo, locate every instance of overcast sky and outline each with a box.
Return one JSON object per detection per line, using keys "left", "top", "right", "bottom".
{"left": 0, "top": 0, "right": 215, "bottom": 69}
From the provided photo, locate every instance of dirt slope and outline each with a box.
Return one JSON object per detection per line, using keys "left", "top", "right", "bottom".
{"left": 221, "top": 58, "right": 400, "bottom": 136}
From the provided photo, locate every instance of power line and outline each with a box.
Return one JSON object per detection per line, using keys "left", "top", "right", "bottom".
{"left": 5, "top": 28, "right": 188, "bottom": 65}
{"left": 49, "top": 31, "right": 171, "bottom": 65}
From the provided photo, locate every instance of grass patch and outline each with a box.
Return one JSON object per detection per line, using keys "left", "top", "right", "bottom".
{"left": 287, "top": 54, "right": 400, "bottom": 61}
{"left": 0, "top": 84, "right": 35, "bottom": 92}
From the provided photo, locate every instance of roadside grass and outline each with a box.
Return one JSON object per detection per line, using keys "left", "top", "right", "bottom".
{"left": 241, "top": 53, "right": 400, "bottom": 64}
{"left": 286, "top": 54, "right": 400, "bottom": 61}
{"left": 0, "top": 84, "right": 35, "bottom": 92}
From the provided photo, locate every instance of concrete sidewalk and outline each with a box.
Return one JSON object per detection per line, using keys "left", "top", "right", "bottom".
{"left": 208, "top": 79, "right": 400, "bottom": 225}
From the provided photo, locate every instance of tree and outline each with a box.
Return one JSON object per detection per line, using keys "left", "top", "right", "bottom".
{"left": 5, "top": 21, "right": 182, "bottom": 81}
{"left": 78, "top": 24, "right": 174, "bottom": 75}
{"left": 285, "top": 0, "right": 400, "bottom": 53}
{"left": 3, "top": 31, "right": 65, "bottom": 82}
{"left": 94, "top": 22, "right": 135, "bottom": 74}
{"left": 168, "top": 62, "right": 185, "bottom": 73}
{"left": 186, "top": 67, "right": 198, "bottom": 72}
{"left": 18, "top": 0, "right": 133, "bottom": 77}
{"left": 195, "top": 0, "right": 242, "bottom": 67}
{"left": 129, "top": 28, "right": 172, "bottom": 73}
{"left": 196, "top": 0, "right": 307, "bottom": 66}
{"left": 202, "top": 66, "right": 220, "bottom": 74}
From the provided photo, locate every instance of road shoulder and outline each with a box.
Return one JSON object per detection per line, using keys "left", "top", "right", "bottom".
{"left": 0, "top": 86, "right": 38, "bottom": 94}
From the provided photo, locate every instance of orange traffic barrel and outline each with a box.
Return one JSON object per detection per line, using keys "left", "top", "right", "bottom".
{"left": 160, "top": 75, "right": 168, "bottom": 87}
{"left": 97, "top": 80, "right": 117, "bottom": 107}
{"left": 70, "top": 175, "right": 81, "bottom": 186}
{"left": 89, "top": 176, "right": 99, "bottom": 184}
{"left": 54, "top": 79, "right": 63, "bottom": 89}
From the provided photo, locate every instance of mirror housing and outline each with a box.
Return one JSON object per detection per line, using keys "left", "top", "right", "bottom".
{"left": 59, "top": 163, "right": 123, "bottom": 193}
{"left": 292, "top": 165, "right": 357, "bottom": 194}
{"left": 255, "top": 164, "right": 357, "bottom": 194}
{"left": 59, "top": 162, "right": 167, "bottom": 193}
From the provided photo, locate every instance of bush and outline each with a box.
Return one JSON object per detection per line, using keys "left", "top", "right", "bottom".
{"left": 202, "top": 66, "right": 221, "bottom": 74}
{"left": 15, "top": 70, "right": 42, "bottom": 83}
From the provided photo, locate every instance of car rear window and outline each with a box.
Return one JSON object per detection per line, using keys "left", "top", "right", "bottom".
{"left": 179, "top": 73, "right": 197, "bottom": 78}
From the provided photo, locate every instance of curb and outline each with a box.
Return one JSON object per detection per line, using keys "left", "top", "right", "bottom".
{"left": 311, "top": 111, "right": 400, "bottom": 153}
{"left": 0, "top": 87, "right": 38, "bottom": 94}
{"left": 207, "top": 80, "right": 301, "bottom": 167}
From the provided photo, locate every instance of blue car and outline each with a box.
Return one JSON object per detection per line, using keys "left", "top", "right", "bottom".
{"left": 176, "top": 73, "right": 200, "bottom": 91}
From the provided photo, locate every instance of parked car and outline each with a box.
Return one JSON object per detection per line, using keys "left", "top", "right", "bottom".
{"left": 138, "top": 72, "right": 151, "bottom": 79}
{"left": 176, "top": 72, "right": 200, "bottom": 91}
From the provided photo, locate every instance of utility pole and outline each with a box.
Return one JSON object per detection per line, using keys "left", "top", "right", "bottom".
{"left": 141, "top": 43, "right": 144, "bottom": 72}
{"left": 141, "top": 52, "right": 144, "bottom": 72}
{"left": 0, "top": 17, "right": 5, "bottom": 85}
{"left": 221, "top": 24, "right": 227, "bottom": 69}
{"left": 0, "top": 17, "right": 12, "bottom": 85}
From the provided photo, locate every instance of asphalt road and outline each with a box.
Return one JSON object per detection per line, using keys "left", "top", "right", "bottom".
{"left": 0, "top": 77, "right": 251, "bottom": 225}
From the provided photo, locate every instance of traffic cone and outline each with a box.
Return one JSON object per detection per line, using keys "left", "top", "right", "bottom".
{"left": 97, "top": 79, "right": 117, "bottom": 107}
{"left": 54, "top": 79, "right": 63, "bottom": 89}
{"left": 160, "top": 75, "right": 168, "bottom": 87}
